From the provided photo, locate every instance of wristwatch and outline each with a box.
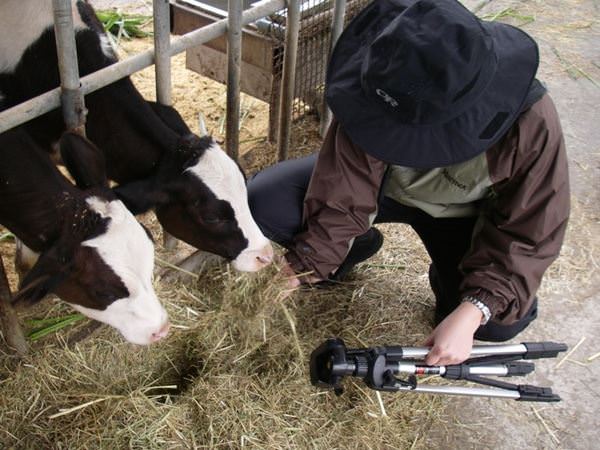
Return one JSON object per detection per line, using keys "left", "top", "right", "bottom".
{"left": 461, "top": 296, "right": 492, "bottom": 325}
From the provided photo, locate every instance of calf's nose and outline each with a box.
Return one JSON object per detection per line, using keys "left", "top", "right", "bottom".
{"left": 256, "top": 243, "right": 274, "bottom": 266}
{"left": 150, "top": 322, "right": 170, "bottom": 342}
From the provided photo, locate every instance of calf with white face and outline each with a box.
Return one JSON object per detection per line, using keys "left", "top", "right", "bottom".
{"left": 0, "top": 0, "right": 274, "bottom": 272}
{"left": 183, "top": 143, "right": 273, "bottom": 272}
{"left": 114, "top": 133, "right": 274, "bottom": 273}
{"left": 0, "top": 130, "right": 169, "bottom": 345}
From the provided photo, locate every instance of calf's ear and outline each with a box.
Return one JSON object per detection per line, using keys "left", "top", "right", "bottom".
{"left": 59, "top": 131, "right": 109, "bottom": 189}
{"left": 12, "top": 245, "right": 73, "bottom": 307}
{"left": 113, "top": 179, "right": 172, "bottom": 215}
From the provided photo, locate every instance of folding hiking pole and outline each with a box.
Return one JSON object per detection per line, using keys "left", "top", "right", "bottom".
{"left": 310, "top": 338, "right": 567, "bottom": 402}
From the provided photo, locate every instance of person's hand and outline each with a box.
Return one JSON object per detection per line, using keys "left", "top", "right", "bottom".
{"left": 423, "top": 302, "right": 483, "bottom": 366}
{"left": 277, "top": 256, "right": 323, "bottom": 288}
{"left": 280, "top": 259, "right": 302, "bottom": 288}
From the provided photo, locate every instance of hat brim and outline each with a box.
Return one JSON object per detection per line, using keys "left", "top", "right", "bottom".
{"left": 325, "top": 1, "right": 539, "bottom": 168}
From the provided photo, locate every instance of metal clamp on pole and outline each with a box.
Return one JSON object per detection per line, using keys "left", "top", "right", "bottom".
{"left": 52, "top": 0, "right": 87, "bottom": 134}
{"left": 310, "top": 338, "right": 567, "bottom": 402}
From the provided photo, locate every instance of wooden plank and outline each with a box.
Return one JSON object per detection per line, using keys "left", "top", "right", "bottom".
{"left": 186, "top": 45, "right": 274, "bottom": 102}
{"left": 172, "top": 3, "right": 277, "bottom": 71}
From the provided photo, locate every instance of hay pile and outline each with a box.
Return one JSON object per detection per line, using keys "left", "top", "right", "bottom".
{"left": 0, "top": 221, "right": 444, "bottom": 447}
{"left": 0, "top": 37, "right": 444, "bottom": 448}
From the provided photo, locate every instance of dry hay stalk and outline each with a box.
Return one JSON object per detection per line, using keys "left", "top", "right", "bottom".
{"left": 0, "top": 218, "right": 444, "bottom": 448}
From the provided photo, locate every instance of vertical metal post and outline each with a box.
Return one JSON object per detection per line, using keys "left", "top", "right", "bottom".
{"left": 277, "top": 0, "right": 301, "bottom": 161}
{"left": 320, "top": 0, "right": 346, "bottom": 137}
{"left": 0, "top": 255, "right": 28, "bottom": 356}
{"left": 52, "top": 0, "right": 87, "bottom": 133}
{"left": 153, "top": 0, "right": 178, "bottom": 250}
{"left": 154, "top": 0, "right": 172, "bottom": 105}
{"left": 226, "top": 0, "right": 243, "bottom": 161}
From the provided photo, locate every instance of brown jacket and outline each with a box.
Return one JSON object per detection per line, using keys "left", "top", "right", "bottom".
{"left": 285, "top": 94, "right": 570, "bottom": 325}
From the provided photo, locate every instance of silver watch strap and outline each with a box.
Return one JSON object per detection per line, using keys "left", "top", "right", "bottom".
{"left": 461, "top": 296, "right": 492, "bottom": 325}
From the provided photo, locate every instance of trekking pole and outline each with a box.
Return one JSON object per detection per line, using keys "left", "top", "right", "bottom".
{"left": 310, "top": 338, "right": 567, "bottom": 402}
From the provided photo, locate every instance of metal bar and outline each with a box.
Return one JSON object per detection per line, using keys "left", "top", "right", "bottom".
{"left": 320, "top": 0, "right": 346, "bottom": 137}
{"left": 52, "top": 0, "right": 86, "bottom": 133}
{"left": 180, "top": 0, "right": 331, "bottom": 20}
{"left": 394, "top": 383, "right": 521, "bottom": 399}
{"left": 277, "top": 0, "right": 301, "bottom": 161}
{"left": 400, "top": 344, "right": 528, "bottom": 359}
{"left": 152, "top": 0, "right": 178, "bottom": 250}
{"left": 0, "top": 0, "right": 286, "bottom": 134}
{"left": 226, "top": 0, "right": 243, "bottom": 161}
{"left": 153, "top": 0, "right": 172, "bottom": 106}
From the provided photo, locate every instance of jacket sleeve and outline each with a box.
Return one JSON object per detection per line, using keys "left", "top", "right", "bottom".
{"left": 460, "top": 95, "right": 570, "bottom": 324}
{"left": 284, "top": 119, "right": 388, "bottom": 280}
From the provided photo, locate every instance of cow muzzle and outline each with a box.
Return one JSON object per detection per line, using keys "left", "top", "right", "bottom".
{"left": 150, "top": 321, "right": 171, "bottom": 343}
{"left": 232, "top": 242, "right": 274, "bottom": 272}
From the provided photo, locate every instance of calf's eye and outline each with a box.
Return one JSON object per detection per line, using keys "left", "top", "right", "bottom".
{"left": 203, "top": 215, "right": 222, "bottom": 224}
{"left": 93, "top": 290, "right": 119, "bottom": 303}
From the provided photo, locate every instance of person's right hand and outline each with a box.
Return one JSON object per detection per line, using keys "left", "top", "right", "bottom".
{"left": 422, "top": 301, "right": 482, "bottom": 366}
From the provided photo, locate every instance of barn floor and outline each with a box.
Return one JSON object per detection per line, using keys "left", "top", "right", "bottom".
{"left": 426, "top": 1, "right": 600, "bottom": 449}
{"left": 1, "top": 0, "right": 599, "bottom": 448}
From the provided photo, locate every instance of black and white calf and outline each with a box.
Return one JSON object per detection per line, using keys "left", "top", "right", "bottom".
{"left": 0, "top": 0, "right": 273, "bottom": 272}
{"left": 0, "top": 128, "right": 169, "bottom": 345}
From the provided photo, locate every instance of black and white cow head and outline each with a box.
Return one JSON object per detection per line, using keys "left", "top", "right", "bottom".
{"left": 114, "top": 117, "right": 274, "bottom": 273}
{"left": 8, "top": 131, "right": 169, "bottom": 345}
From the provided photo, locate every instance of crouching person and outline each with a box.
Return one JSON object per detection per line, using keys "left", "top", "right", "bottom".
{"left": 248, "top": 0, "right": 569, "bottom": 365}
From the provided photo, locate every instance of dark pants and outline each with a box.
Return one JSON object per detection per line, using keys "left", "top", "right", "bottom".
{"left": 248, "top": 154, "right": 537, "bottom": 342}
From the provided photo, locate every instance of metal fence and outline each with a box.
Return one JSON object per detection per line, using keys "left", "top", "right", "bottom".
{"left": 0, "top": 0, "right": 356, "bottom": 161}
{"left": 171, "top": 0, "right": 369, "bottom": 154}
{"left": 291, "top": 0, "right": 370, "bottom": 124}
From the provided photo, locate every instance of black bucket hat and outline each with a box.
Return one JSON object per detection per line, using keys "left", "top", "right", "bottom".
{"left": 326, "top": 0, "right": 539, "bottom": 168}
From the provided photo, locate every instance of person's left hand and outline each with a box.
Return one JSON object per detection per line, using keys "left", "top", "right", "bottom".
{"left": 423, "top": 302, "right": 483, "bottom": 366}
{"left": 278, "top": 257, "right": 323, "bottom": 288}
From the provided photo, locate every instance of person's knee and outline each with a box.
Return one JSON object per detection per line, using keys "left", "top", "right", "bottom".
{"left": 247, "top": 163, "right": 307, "bottom": 246}
{"left": 247, "top": 177, "right": 270, "bottom": 233}
{"left": 247, "top": 175, "right": 288, "bottom": 244}
{"left": 247, "top": 173, "right": 271, "bottom": 228}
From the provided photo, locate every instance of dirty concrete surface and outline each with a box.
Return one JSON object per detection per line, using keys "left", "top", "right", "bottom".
{"left": 428, "top": 1, "right": 600, "bottom": 449}
{"left": 85, "top": 0, "right": 600, "bottom": 448}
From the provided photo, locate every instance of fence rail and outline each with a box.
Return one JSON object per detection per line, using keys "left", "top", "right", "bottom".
{"left": 0, "top": 0, "right": 286, "bottom": 136}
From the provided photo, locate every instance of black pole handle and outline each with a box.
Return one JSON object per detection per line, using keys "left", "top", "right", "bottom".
{"left": 522, "top": 342, "right": 568, "bottom": 359}
{"left": 517, "top": 385, "right": 561, "bottom": 402}
{"left": 505, "top": 361, "right": 535, "bottom": 376}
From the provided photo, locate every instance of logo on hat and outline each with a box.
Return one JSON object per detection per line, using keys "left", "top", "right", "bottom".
{"left": 375, "top": 88, "right": 399, "bottom": 108}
